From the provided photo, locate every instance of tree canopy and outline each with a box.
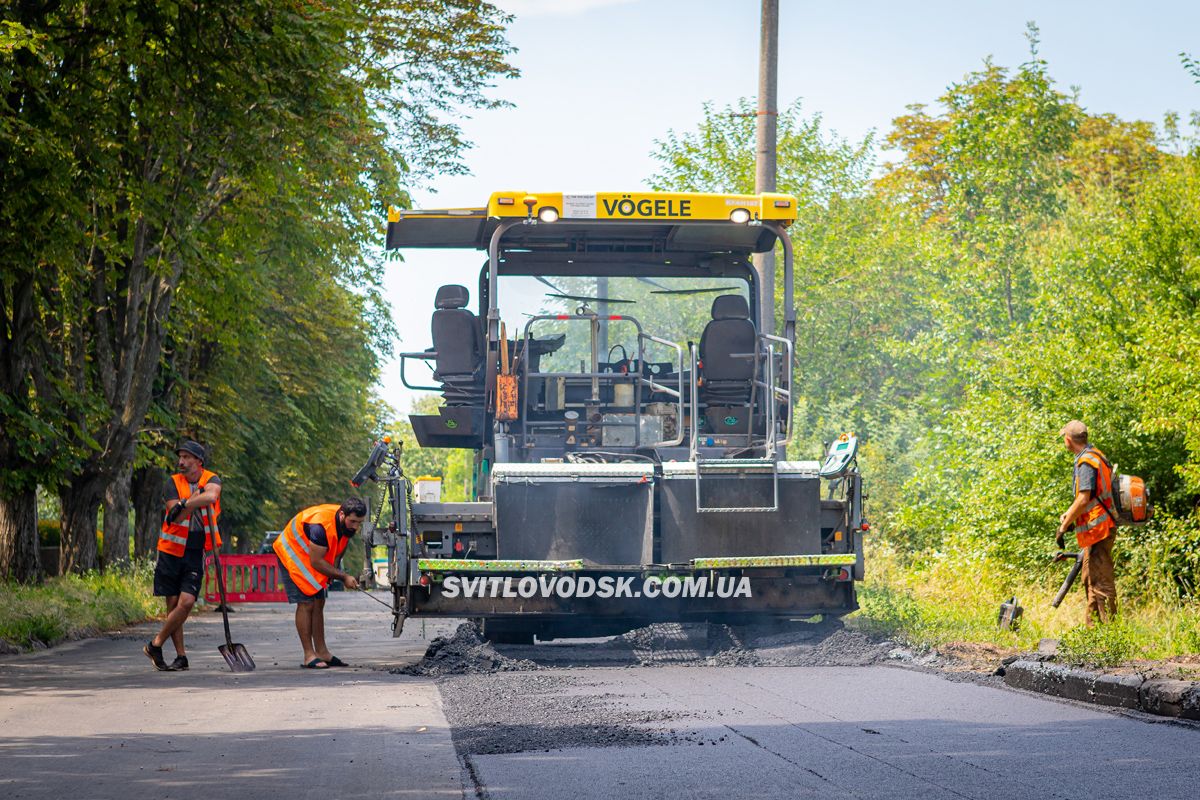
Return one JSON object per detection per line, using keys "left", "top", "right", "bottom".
{"left": 1, "top": 0, "right": 516, "bottom": 579}
{"left": 648, "top": 34, "right": 1200, "bottom": 603}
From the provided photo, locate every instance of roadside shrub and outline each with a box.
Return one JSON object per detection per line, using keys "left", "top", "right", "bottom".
{"left": 855, "top": 583, "right": 922, "bottom": 642}
{"left": 0, "top": 613, "right": 67, "bottom": 648}
{"left": 0, "top": 561, "right": 157, "bottom": 650}
{"left": 1057, "top": 619, "right": 1139, "bottom": 667}
{"left": 37, "top": 519, "right": 60, "bottom": 546}
{"left": 1116, "top": 514, "right": 1200, "bottom": 604}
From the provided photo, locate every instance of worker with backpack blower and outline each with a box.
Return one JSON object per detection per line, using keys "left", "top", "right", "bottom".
{"left": 1056, "top": 420, "right": 1118, "bottom": 625}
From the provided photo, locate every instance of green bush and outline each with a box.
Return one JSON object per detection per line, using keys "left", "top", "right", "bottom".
{"left": 37, "top": 519, "right": 60, "bottom": 547}
{"left": 0, "top": 560, "right": 158, "bottom": 650}
{"left": 855, "top": 583, "right": 923, "bottom": 641}
{"left": 0, "top": 613, "right": 67, "bottom": 647}
{"left": 1116, "top": 515, "right": 1200, "bottom": 604}
{"left": 1057, "top": 619, "right": 1139, "bottom": 667}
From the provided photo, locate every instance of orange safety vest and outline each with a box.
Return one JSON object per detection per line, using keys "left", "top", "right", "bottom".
{"left": 273, "top": 504, "right": 350, "bottom": 596}
{"left": 1073, "top": 447, "right": 1115, "bottom": 549}
{"left": 158, "top": 470, "right": 222, "bottom": 556}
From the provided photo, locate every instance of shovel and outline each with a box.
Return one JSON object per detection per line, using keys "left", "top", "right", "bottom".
{"left": 201, "top": 508, "right": 256, "bottom": 672}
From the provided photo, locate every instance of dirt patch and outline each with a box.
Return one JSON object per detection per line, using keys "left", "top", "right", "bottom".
{"left": 933, "top": 641, "right": 1020, "bottom": 674}
{"left": 394, "top": 622, "right": 539, "bottom": 676}
{"left": 1098, "top": 654, "right": 1200, "bottom": 682}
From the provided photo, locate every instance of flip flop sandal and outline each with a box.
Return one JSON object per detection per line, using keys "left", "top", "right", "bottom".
{"left": 301, "top": 658, "right": 330, "bottom": 669}
{"left": 325, "top": 656, "right": 349, "bottom": 667}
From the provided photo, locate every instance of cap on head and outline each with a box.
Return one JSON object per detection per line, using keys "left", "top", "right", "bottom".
{"left": 1058, "top": 420, "right": 1088, "bottom": 445}
{"left": 176, "top": 439, "right": 206, "bottom": 464}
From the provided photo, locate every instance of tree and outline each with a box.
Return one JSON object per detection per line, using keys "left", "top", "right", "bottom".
{"left": 642, "top": 32, "right": 1196, "bottom": 593}
{"left": 1, "top": 1, "right": 517, "bottom": 576}
{"left": 648, "top": 98, "right": 934, "bottom": 485}
{"left": 878, "top": 30, "right": 1080, "bottom": 336}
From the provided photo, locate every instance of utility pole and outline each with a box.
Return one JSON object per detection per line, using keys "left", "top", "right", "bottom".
{"left": 754, "top": 0, "right": 779, "bottom": 336}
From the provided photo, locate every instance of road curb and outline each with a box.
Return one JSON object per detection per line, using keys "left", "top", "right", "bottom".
{"left": 1004, "top": 660, "right": 1200, "bottom": 720}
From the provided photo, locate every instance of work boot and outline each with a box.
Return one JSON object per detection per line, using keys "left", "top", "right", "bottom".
{"left": 143, "top": 641, "right": 169, "bottom": 671}
{"left": 168, "top": 655, "right": 189, "bottom": 671}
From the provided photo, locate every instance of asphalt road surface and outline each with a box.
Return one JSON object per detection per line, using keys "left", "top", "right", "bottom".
{"left": 1, "top": 593, "right": 1197, "bottom": 800}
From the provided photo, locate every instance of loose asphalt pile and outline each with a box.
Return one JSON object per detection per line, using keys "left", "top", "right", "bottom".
{"left": 394, "top": 622, "right": 538, "bottom": 677}
{"left": 400, "top": 619, "right": 893, "bottom": 676}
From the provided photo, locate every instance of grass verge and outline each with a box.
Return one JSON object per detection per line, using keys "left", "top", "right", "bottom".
{"left": 849, "top": 545, "right": 1200, "bottom": 670}
{"left": 0, "top": 560, "right": 159, "bottom": 651}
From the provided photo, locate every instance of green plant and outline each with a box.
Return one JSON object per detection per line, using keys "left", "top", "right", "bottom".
{"left": 1056, "top": 619, "right": 1139, "bottom": 667}
{"left": 0, "top": 561, "right": 158, "bottom": 651}
{"left": 0, "top": 612, "right": 67, "bottom": 647}
{"left": 37, "top": 519, "right": 60, "bottom": 547}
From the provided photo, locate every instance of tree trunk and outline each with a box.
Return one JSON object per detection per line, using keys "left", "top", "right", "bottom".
{"left": 132, "top": 465, "right": 164, "bottom": 557}
{"left": 0, "top": 487, "right": 42, "bottom": 583}
{"left": 235, "top": 525, "right": 251, "bottom": 554}
{"left": 60, "top": 475, "right": 102, "bottom": 573}
{"left": 103, "top": 463, "right": 132, "bottom": 568}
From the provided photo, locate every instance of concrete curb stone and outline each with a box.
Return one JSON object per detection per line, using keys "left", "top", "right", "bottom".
{"left": 1004, "top": 660, "right": 1200, "bottom": 720}
{"left": 1139, "top": 678, "right": 1200, "bottom": 720}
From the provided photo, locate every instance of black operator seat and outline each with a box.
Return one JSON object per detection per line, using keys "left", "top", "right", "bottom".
{"left": 430, "top": 284, "right": 485, "bottom": 405}
{"left": 698, "top": 294, "right": 757, "bottom": 407}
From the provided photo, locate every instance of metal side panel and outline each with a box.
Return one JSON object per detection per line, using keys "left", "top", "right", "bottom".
{"left": 410, "top": 502, "right": 493, "bottom": 522}
{"left": 494, "top": 474, "right": 653, "bottom": 565}
{"left": 493, "top": 462, "right": 654, "bottom": 479}
{"left": 660, "top": 469, "right": 821, "bottom": 562}
{"left": 660, "top": 460, "right": 820, "bottom": 476}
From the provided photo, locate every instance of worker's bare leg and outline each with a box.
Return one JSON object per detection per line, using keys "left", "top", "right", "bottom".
{"left": 162, "top": 596, "right": 178, "bottom": 647}
{"left": 312, "top": 596, "right": 332, "bottom": 661}
{"left": 167, "top": 596, "right": 186, "bottom": 656}
{"left": 295, "top": 600, "right": 319, "bottom": 663}
{"left": 152, "top": 592, "right": 197, "bottom": 649}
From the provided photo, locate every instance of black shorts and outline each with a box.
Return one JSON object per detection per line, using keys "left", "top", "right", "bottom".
{"left": 277, "top": 555, "right": 327, "bottom": 603}
{"left": 154, "top": 549, "right": 205, "bottom": 598}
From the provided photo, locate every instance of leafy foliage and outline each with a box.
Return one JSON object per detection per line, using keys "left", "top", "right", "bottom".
{"left": 1057, "top": 619, "right": 1139, "bottom": 667}
{"left": 0, "top": 561, "right": 158, "bottom": 649}
{"left": 1, "top": 1, "right": 517, "bottom": 572}
{"left": 648, "top": 33, "right": 1200, "bottom": 617}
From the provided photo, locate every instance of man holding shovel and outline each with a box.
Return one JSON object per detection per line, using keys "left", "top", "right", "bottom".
{"left": 144, "top": 440, "right": 222, "bottom": 671}
{"left": 1056, "top": 420, "right": 1118, "bottom": 625}
{"left": 274, "top": 499, "right": 364, "bottom": 669}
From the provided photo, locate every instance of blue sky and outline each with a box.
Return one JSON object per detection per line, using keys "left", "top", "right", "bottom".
{"left": 380, "top": 0, "right": 1199, "bottom": 413}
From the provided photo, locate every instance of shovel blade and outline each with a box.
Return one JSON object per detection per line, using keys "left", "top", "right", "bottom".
{"left": 219, "top": 643, "right": 256, "bottom": 672}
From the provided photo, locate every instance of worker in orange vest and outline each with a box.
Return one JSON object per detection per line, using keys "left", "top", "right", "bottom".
{"left": 274, "top": 499, "right": 364, "bottom": 669}
{"left": 1056, "top": 420, "right": 1118, "bottom": 625}
{"left": 144, "top": 440, "right": 223, "bottom": 671}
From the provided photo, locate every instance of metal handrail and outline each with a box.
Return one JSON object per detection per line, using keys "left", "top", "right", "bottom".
{"left": 520, "top": 312, "right": 646, "bottom": 447}
{"left": 398, "top": 351, "right": 441, "bottom": 392}
{"left": 760, "top": 332, "right": 794, "bottom": 449}
{"left": 688, "top": 343, "right": 700, "bottom": 462}
{"left": 764, "top": 344, "right": 775, "bottom": 457}
{"left": 637, "top": 332, "right": 685, "bottom": 447}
